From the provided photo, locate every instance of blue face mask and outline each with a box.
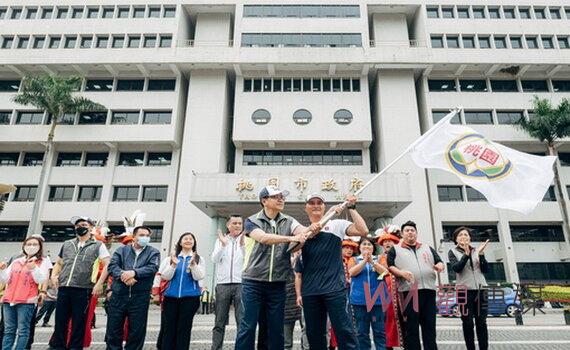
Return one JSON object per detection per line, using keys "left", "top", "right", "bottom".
{"left": 137, "top": 236, "right": 151, "bottom": 247}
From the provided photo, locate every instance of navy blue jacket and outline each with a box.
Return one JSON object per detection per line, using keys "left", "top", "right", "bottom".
{"left": 108, "top": 244, "right": 160, "bottom": 296}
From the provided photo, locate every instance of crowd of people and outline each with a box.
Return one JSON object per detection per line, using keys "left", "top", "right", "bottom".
{"left": 0, "top": 185, "right": 492, "bottom": 350}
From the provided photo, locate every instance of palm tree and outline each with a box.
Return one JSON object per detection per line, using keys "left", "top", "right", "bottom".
{"left": 12, "top": 74, "right": 105, "bottom": 235}
{"left": 516, "top": 96, "right": 570, "bottom": 251}
{"left": 0, "top": 184, "right": 16, "bottom": 216}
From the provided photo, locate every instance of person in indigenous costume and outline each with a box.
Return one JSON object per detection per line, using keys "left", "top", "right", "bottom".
{"left": 376, "top": 226, "right": 403, "bottom": 350}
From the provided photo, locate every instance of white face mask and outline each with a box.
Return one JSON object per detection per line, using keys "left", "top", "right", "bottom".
{"left": 24, "top": 245, "right": 39, "bottom": 257}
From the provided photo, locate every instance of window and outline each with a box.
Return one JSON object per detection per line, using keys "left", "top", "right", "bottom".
{"left": 460, "top": 80, "right": 487, "bottom": 92}
{"left": 543, "top": 186, "right": 556, "bottom": 201}
{"left": 243, "top": 150, "right": 362, "bottom": 166}
{"left": 118, "top": 152, "right": 144, "bottom": 166}
{"left": 133, "top": 7, "right": 145, "bottom": 18}
{"left": 26, "top": 8, "right": 38, "bottom": 19}
{"left": 526, "top": 36, "right": 538, "bottom": 49}
{"left": 111, "top": 111, "right": 139, "bottom": 124}
{"left": 521, "top": 80, "right": 548, "bottom": 92}
{"left": 56, "top": 152, "right": 81, "bottom": 166}
{"left": 464, "top": 110, "right": 493, "bottom": 124}
{"left": 517, "top": 263, "right": 570, "bottom": 283}
{"left": 494, "top": 36, "right": 506, "bottom": 49}
{"left": 48, "top": 186, "right": 74, "bottom": 202}
{"left": 490, "top": 80, "right": 518, "bottom": 92}
{"left": 457, "top": 7, "right": 469, "bottom": 19}
{"left": 0, "top": 8, "right": 7, "bottom": 19}
{"left": 550, "top": 8, "right": 561, "bottom": 19}
{"left": 10, "top": 8, "right": 22, "bottom": 19}
{"left": 42, "top": 225, "right": 76, "bottom": 242}
{"left": 558, "top": 37, "right": 570, "bottom": 49}
{"left": 71, "top": 7, "right": 83, "bottom": 19}
{"left": 112, "top": 35, "right": 125, "bottom": 48}
{"left": 16, "top": 111, "right": 44, "bottom": 124}
{"left": 147, "top": 79, "right": 175, "bottom": 91}
{"left": 113, "top": 186, "right": 139, "bottom": 201}
{"left": 142, "top": 186, "right": 168, "bottom": 202}
{"left": 510, "top": 36, "right": 522, "bottom": 49}
{"left": 534, "top": 8, "right": 546, "bottom": 19}
{"left": 0, "top": 111, "right": 10, "bottom": 124}
{"left": 519, "top": 7, "right": 531, "bottom": 19}
{"left": 144, "top": 35, "right": 157, "bottom": 48}
{"left": 510, "top": 225, "right": 564, "bottom": 242}
{"left": 441, "top": 7, "right": 454, "bottom": 18}
{"left": 496, "top": 111, "right": 523, "bottom": 124}
{"left": 116, "top": 79, "right": 144, "bottom": 91}
{"left": 148, "top": 6, "right": 161, "bottom": 18}
{"left": 96, "top": 36, "right": 109, "bottom": 48}
{"left": 101, "top": 7, "right": 114, "bottom": 18}
{"left": 1, "top": 36, "right": 14, "bottom": 49}
{"left": 293, "top": 109, "right": 312, "bottom": 125}
{"left": 462, "top": 36, "right": 475, "bottom": 48}
{"left": 273, "top": 79, "right": 282, "bottom": 91}
{"left": 472, "top": 7, "right": 485, "bottom": 19}
{"left": 322, "top": 79, "right": 331, "bottom": 92}
{"left": 85, "top": 79, "right": 113, "bottom": 91}
{"left": 478, "top": 36, "right": 491, "bottom": 49}
{"left": 293, "top": 79, "right": 302, "bottom": 92}
{"left": 0, "top": 80, "right": 20, "bottom": 92}
{"left": 428, "top": 80, "right": 456, "bottom": 92}
{"left": 0, "top": 225, "right": 28, "bottom": 242}
{"left": 251, "top": 109, "right": 271, "bottom": 125}
{"left": 446, "top": 36, "right": 459, "bottom": 48}
{"left": 32, "top": 36, "right": 45, "bottom": 49}
{"left": 542, "top": 36, "right": 554, "bottom": 49}
{"left": 159, "top": 35, "right": 172, "bottom": 48}
{"left": 432, "top": 110, "right": 460, "bottom": 124}
{"left": 64, "top": 36, "right": 77, "bottom": 49}
{"left": 442, "top": 224, "right": 499, "bottom": 242}
{"left": 84, "top": 152, "right": 108, "bottom": 167}
{"left": 553, "top": 80, "right": 570, "bottom": 92}
{"left": 302, "top": 79, "right": 311, "bottom": 92}
{"left": 16, "top": 36, "right": 29, "bottom": 49}
{"left": 352, "top": 79, "right": 360, "bottom": 92}
{"left": 147, "top": 153, "right": 172, "bottom": 166}
{"left": 80, "top": 36, "right": 92, "bottom": 49}
{"left": 466, "top": 186, "right": 487, "bottom": 202}
{"left": 117, "top": 7, "right": 129, "bottom": 18}
{"left": 503, "top": 8, "right": 515, "bottom": 19}
{"left": 163, "top": 6, "right": 176, "bottom": 18}
{"left": 13, "top": 186, "right": 37, "bottom": 202}
{"left": 79, "top": 111, "right": 107, "bottom": 124}
{"left": 243, "top": 79, "right": 252, "bottom": 92}
{"left": 143, "top": 111, "right": 171, "bottom": 124}
{"left": 488, "top": 7, "right": 500, "bottom": 19}
{"left": 22, "top": 152, "right": 44, "bottom": 166}
{"left": 342, "top": 79, "right": 351, "bottom": 92}
{"left": 77, "top": 186, "right": 102, "bottom": 202}
{"left": 0, "top": 153, "right": 19, "bottom": 166}
{"left": 56, "top": 7, "right": 68, "bottom": 19}
{"left": 333, "top": 109, "right": 353, "bottom": 125}
{"left": 427, "top": 6, "right": 439, "bottom": 18}
{"left": 40, "top": 7, "right": 53, "bottom": 19}
{"left": 87, "top": 7, "right": 99, "bottom": 18}
{"left": 437, "top": 185, "right": 463, "bottom": 202}
{"left": 430, "top": 35, "right": 444, "bottom": 48}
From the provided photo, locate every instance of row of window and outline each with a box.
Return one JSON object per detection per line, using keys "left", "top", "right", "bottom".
{"left": 0, "top": 224, "right": 163, "bottom": 242}
{"left": 243, "top": 5, "right": 359, "bottom": 18}
{"left": 427, "top": 5, "right": 570, "bottom": 20}
{"left": 243, "top": 78, "right": 361, "bottom": 93}
{"left": 242, "top": 150, "right": 363, "bottom": 166}
{"left": 0, "top": 5, "right": 175, "bottom": 21}
{"left": 431, "top": 33, "right": 570, "bottom": 50}
{"left": 428, "top": 79, "right": 570, "bottom": 93}
{"left": 448, "top": 261, "right": 570, "bottom": 283}
{"left": 437, "top": 185, "right": 557, "bottom": 204}
{"left": 0, "top": 79, "right": 176, "bottom": 93}
{"left": 442, "top": 224, "right": 565, "bottom": 243}
{"left": 431, "top": 109, "right": 531, "bottom": 126}
{"left": 241, "top": 33, "right": 362, "bottom": 48}
{"left": 0, "top": 34, "right": 173, "bottom": 50}
{"left": 0, "top": 151, "right": 172, "bottom": 167}
{"left": 0, "top": 110, "right": 172, "bottom": 126}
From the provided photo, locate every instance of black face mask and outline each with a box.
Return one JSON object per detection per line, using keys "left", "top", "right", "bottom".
{"left": 75, "top": 226, "right": 89, "bottom": 236}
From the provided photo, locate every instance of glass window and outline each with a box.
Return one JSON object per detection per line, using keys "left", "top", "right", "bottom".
{"left": 144, "top": 35, "right": 156, "bottom": 48}
{"left": 503, "top": 8, "right": 515, "bottom": 19}
{"left": 0, "top": 153, "right": 19, "bottom": 166}
{"left": 427, "top": 6, "right": 439, "bottom": 18}
{"left": 252, "top": 79, "right": 262, "bottom": 92}
{"left": 111, "top": 111, "right": 139, "bottom": 124}
{"left": 457, "top": 7, "right": 469, "bottom": 18}
{"left": 143, "top": 111, "right": 171, "bottom": 124}
{"left": 466, "top": 186, "right": 487, "bottom": 201}
{"left": 147, "top": 152, "right": 172, "bottom": 166}
{"left": 14, "top": 186, "right": 37, "bottom": 202}
{"left": 40, "top": 7, "right": 53, "bottom": 19}
{"left": 242, "top": 150, "right": 362, "bottom": 166}
{"left": 1, "top": 36, "right": 14, "bottom": 49}
{"left": 118, "top": 152, "right": 144, "bottom": 166}
{"left": 302, "top": 79, "right": 311, "bottom": 92}
{"left": 142, "top": 186, "right": 168, "bottom": 202}
{"left": 116, "top": 79, "right": 144, "bottom": 91}
{"left": 0, "top": 225, "right": 28, "bottom": 242}
{"left": 342, "top": 79, "right": 351, "bottom": 91}
{"left": 517, "top": 263, "right": 570, "bottom": 283}
{"left": 553, "top": 80, "right": 570, "bottom": 92}
{"left": 473, "top": 7, "right": 485, "bottom": 18}
{"left": 251, "top": 109, "right": 271, "bottom": 125}
{"left": 526, "top": 36, "right": 538, "bottom": 49}
{"left": 56, "top": 152, "right": 81, "bottom": 166}
{"left": 163, "top": 6, "right": 176, "bottom": 18}
{"left": 510, "top": 36, "right": 522, "bottom": 49}
{"left": 32, "top": 36, "right": 45, "bottom": 49}
{"left": 112, "top": 35, "right": 124, "bottom": 48}
{"left": 462, "top": 36, "right": 475, "bottom": 48}
{"left": 542, "top": 36, "right": 554, "bottom": 49}
{"left": 437, "top": 185, "right": 463, "bottom": 202}
{"left": 460, "top": 80, "right": 487, "bottom": 92}
{"left": 0, "top": 111, "right": 10, "bottom": 124}
{"left": 25, "top": 7, "right": 38, "bottom": 19}
{"left": 550, "top": 8, "right": 561, "bottom": 19}
{"left": 510, "top": 225, "right": 564, "bottom": 242}
{"left": 85, "top": 79, "right": 113, "bottom": 91}
{"left": 430, "top": 35, "right": 444, "bottom": 48}
{"left": 293, "top": 79, "right": 302, "bottom": 92}
{"left": 64, "top": 36, "right": 77, "bottom": 49}
{"left": 428, "top": 79, "right": 456, "bottom": 92}
{"left": 113, "top": 186, "right": 139, "bottom": 201}
{"left": 87, "top": 7, "right": 99, "bottom": 18}
{"left": 273, "top": 78, "right": 282, "bottom": 92}
{"left": 521, "top": 80, "right": 549, "bottom": 92}
{"left": 56, "top": 7, "right": 68, "bottom": 19}
{"left": 442, "top": 225, "right": 499, "bottom": 242}
{"left": 148, "top": 6, "right": 161, "bottom": 18}
{"left": 557, "top": 36, "right": 570, "bottom": 49}
{"left": 488, "top": 7, "right": 500, "bottom": 19}
{"left": 322, "top": 79, "right": 331, "bottom": 92}
{"left": 352, "top": 79, "right": 360, "bottom": 91}
{"left": 312, "top": 79, "right": 321, "bottom": 92}
{"left": 159, "top": 35, "right": 172, "bottom": 48}
{"left": 446, "top": 36, "right": 459, "bottom": 48}
{"left": 22, "top": 152, "right": 43, "bottom": 166}
{"left": 478, "top": 36, "right": 491, "bottom": 48}
{"left": 494, "top": 36, "right": 506, "bottom": 49}
{"left": 243, "top": 79, "right": 252, "bottom": 92}
{"left": 48, "top": 36, "right": 61, "bottom": 48}
{"left": 16, "top": 36, "right": 29, "bottom": 49}
{"left": 48, "top": 186, "right": 74, "bottom": 202}
{"left": 101, "top": 7, "right": 114, "bottom": 18}
{"left": 534, "top": 8, "right": 546, "bottom": 19}
{"left": 0, "top": 8, "right": 7, "bottom": 19}
{"left": 293, "top": 109, "right": 312, "bottom": 125}
{"left": 42, "top": 225, "right": 76, "bottom": 242}
{"left": 96, "top": 36, "right": 109, "bottom": 48}
{"left": 496, "top": 111, "right": 523, "bottom": 124}
{"left": 77, "top": 186, "right": 102, "bottom": 202}
{"left": 79, "top": 111, "right": 107, "bottom": 124}
{"left": 148, "top": 79, "right": 175, "bottom": 91}
{"left": 80, "top": 36, "right": 92, "bottom": 49}
{"left": 117, "top": 7, "right": 129, "bottom": 18}
{"left": 432, "top": 110, "right": 460, "bottom": 124}
{"left": 71, "top": 7, "right": 83, "bottom": 19}
{"left": 10, "top": 8, "right": 22, "bottom": 19}
{"left": 133, "top": 7, "right": 145, "bottom": 18}
{"left": 491, "top": 80, "right": 518, "bottom": 92}
{"left": 441, "top": 7, "right": 454, "bottom": 18}
{"left": 464, "top": 110, "right": 493, "bottom": 124}
{"left": 0, "top": 80, "right": 20, "bottom": 92}
{"left": 542, "top": 186, "right": 556, "bottom": 201}
{"left": 333, "top": 109, "right": 353, "bottom": 125}
{"left": 519, "top": 7, "right": 531, "bottom": 19}
{"left": 84, "top": 152, "right": 108, "bottom": 167}
{"left": 16, "top": 111, "right": 43, "bottom": 124}
{"left": 127, "top": 35, "right": 141, "bottom": 48}
{"left": 263, "top": 79, "right": 272, "bottom": 92}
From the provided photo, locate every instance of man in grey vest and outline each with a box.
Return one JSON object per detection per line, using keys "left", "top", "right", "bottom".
{"left": 48, "top": 216, "right": 110, "bottom": 350}
{"left": 234, "top": 186, "right": 307, "bottom": 350}
{"left": 387, "top": 221, "right": 444, "bottom": 350}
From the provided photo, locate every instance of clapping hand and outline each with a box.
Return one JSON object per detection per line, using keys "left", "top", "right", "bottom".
{"left": 217, "top": 229, "right": 228, "bottom": 247}
{"left": 25, "top": 257, "right": 37, "bottom": 270}
{"left": 476, "top": 239, "right": 490, "bottom": 255}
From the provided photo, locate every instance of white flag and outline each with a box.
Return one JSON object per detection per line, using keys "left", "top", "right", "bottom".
{"left": 409, "top": 111, "right": 557, "bottom": 214}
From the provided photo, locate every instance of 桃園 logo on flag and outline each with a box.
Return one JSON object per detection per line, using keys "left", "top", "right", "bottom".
{"left": 445, "top": 133, "right": 513, "bottom": 180}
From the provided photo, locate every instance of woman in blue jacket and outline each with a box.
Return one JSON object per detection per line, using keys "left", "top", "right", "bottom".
{"left": 158, "top": 232, "right": 206, "bottom": 350}
{"left": 349, "top": 237, "right": 389, "bottom": 350}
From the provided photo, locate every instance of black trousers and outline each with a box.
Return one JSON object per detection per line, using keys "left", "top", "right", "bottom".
{"left": 402, "top": 289, "right": 437, "bottom": 350}
{"left": 460, "top": 289, "right": 488, "bottom": 350}
{"left": 35, "top": 300, "right": 56, "bottom": 325}
{"left": 49, "top": 287, "right": 92, "bottom": 350}
{"left": 160, "top": 296, "right": 200, "bottom": 350}
{"left": 105, "top": 293, "right": 151, "bottom": 350}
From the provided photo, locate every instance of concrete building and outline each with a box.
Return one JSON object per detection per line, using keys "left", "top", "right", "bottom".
{"left": 0, "top": 0, "right": 569, "bottom": 286}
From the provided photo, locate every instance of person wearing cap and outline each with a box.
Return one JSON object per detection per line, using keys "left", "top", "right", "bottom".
{"left": 234, "top": 186, "right": 307, "bottom": 350}
{"left": 48, "top": 216, "right": 110, "bottom": 350}
{"left": 387, "top": 221, "right": 444, "bottom": 350}
{"left": 294, "top": 193, "right": 367, "bottom": 350}
{"left": 105, "top": 226, "right": 160, "bottom": 349}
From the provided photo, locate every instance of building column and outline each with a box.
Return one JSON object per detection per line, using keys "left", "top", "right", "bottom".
{"left": 497, "top": 209, "right": 520, "bottom": 283}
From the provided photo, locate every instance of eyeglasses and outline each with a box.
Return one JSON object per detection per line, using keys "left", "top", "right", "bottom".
{"left": 267, "top": 195, "right": 285, "bottom": 201}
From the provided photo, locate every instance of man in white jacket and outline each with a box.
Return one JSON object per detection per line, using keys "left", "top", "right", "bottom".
{"left": 211, "top": 214, "right": 245, "bottom": 350}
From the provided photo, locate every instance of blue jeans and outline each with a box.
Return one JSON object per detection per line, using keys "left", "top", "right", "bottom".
{"left": 353, "top": 305, "right": 386, "bottom": 350}
{"left": 2, "top": 303, "right": 36, "bottom": 350}
{"left": 235, "top": 279, "right": 286, "bottom": 350}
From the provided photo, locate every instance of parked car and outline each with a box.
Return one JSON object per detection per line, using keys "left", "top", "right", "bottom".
{"left": 437, "top": 287, "right": 522, "bottom": 317}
